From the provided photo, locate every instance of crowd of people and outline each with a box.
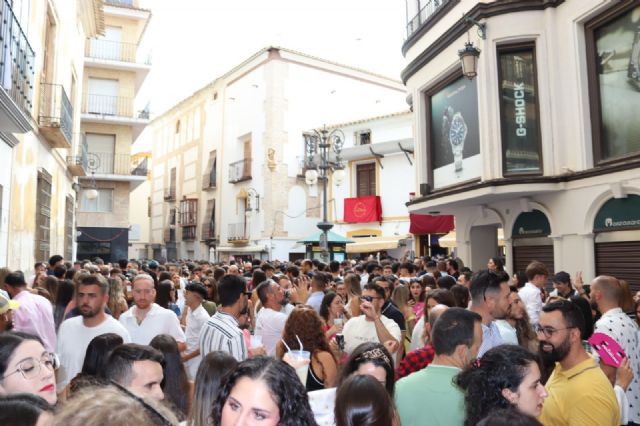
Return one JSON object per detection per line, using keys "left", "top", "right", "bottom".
{"left": 0, "top": 253, "right": 639, "bottom": 426}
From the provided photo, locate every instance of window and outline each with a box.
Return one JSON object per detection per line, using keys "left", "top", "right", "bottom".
{"left": 180, "top": 198, "right": 198, "bottom": 226}
{"left": 175, "top": 120, "right": 181, "bottom": 134}
{"left": 64, "top": 195, "right": 74, "bottom": 261}
{"left": 587, "top": 3, "right": 640, "bottom": 163}
{"left": 356, "top": 163, "right": 376, "bottom": 196}
{"left": 35, "top": 170, "right": 52, "bottom": 262}
{"left": 80, "top": 189, "right": 113, "bottom": 212}
{"left": 356, "top": 130, "right": 371, "bottom": 145}
{"left": 201, "top": 199, "right": 216, "bottom": 240}
{"left": 182, "top": 226, "right": 196, "bottom": 241}
{"left": 165, "top": 168, "right": 176, "bottom": 200}
{"left": 498, "top": 43, "right": 542, "bottom": 175}
{"left": 86, "top": 133, "right": 115, "bottom": 174}
{"left": 203, "top": 150, "right": 217, "bottom": 189}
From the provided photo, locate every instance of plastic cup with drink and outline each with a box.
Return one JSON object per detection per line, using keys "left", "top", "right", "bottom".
{"left": 281, "top": 335, "right": 311, "bottom": 384}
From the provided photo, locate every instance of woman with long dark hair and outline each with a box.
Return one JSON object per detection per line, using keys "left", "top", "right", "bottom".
{"left": 156, "top": 280, "right": 180, "bottom": 317}
{"left": 319, "top": 292, "right": 347, "bottom": 341}
{"left": 456, "top": 345, "right": 547, "bottom": 426}
{"left": 187, "top": 351, "right": 237, "bottom": 426}
{"left": 212, "top": 357, "right": 317, "bottom": 426}
{"left": 149, "top": 334, "right": 192, "bottom": 420}
{"left": 334, "top": 374, "right": 398, "bottom": 426}
{"left": 53, "top": 280, "right": 75, "bottom": 331}
{"left": 69, "top": 333, "right": 123, "bottom": 394}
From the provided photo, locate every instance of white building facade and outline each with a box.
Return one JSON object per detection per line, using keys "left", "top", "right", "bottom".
{"left": 404, "top": 0, "right": 640, "bottom": 291}
{"left": 148, "top": 47, "right": 408, "bottom": 262}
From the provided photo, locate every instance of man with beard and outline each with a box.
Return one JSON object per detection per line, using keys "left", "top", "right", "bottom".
{"left": 56, "top": 274, "right": 131, "bottom": 390}
{"left": 538, "top": 300, "right": 619, "bottom": 426}
{"left": 119, "top": 274, "right": 186, "bottom": 349}
{"left": 591, "top": 275, "right": 640, "bottom": 426}
{"left": 199, "top": 274, "right": 264, "bottom": 361}
{"left": 469, "top": 270, "right": 511, "bottom": 357}
{"left": 255, "top": 280, "right": 288, "bottom": 356}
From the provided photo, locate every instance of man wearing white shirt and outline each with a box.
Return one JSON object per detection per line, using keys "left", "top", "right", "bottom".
{"left": 255, "top": 280, "right": 288, "bottom": 356}
{"left": 57, "top": 275, "right": 131, "bottom": 389}
{"left": 181, "top": 282, "right": 211, "bottom": 379}
{"left": 119, "top": 274, "right": 186, "bottom": 350}
{"left": 342, "top": 283, "right": 401, "bottom": 360}
{"left": 518, "top": 261, "right": 548, "bottom": 326}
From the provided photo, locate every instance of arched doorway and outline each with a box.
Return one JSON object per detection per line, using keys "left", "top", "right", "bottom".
{"left": 593, "top": 195, "right": 640, "bottom": 292}
{"left": 511, "top": 210, "right": 554, "bottom": 275}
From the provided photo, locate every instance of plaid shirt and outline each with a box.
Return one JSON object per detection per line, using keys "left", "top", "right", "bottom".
{"left": 396, "top": 343, "right": 435, "bottom": 380}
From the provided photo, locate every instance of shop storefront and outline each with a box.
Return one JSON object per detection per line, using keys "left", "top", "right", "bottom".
{"left": 511, "top": 210, "right": 554, "bottom": 275}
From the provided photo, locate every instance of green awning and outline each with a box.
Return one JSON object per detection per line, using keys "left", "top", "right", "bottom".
{"left": 297, "top": 230, "right": 354, "bottom": 244}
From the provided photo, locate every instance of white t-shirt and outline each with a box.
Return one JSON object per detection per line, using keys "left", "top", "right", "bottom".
{"left": 410, "top": 318, "right": 425, "bottom": 351}
{"left": 119, "top": 303, "right": 186, "bottom": 345}
{"left": 184, "top": 305, "right": 211, "bottom": 379}
{"left": 56, "top": 315, "right": 131, "bottom": 388}
{"left": 255, "top": 307, "right": 288, "bottom": 356}
{"left": 518, "top": 282, "right": 542, "bottom": 325}
{"left": 342, "top": 315, "right": 402, "bottom": 359}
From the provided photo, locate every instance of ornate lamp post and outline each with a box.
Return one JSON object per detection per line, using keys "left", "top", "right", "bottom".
{"left": 303, "top": 127, "right": 345, "bottom": 262}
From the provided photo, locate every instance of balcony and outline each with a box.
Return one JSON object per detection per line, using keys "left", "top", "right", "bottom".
{"left": 406, "top": 0, "right": 453, "bottom": 39}
{"left": 179, "top": 199, "right": 198, "bottom": 227}
{"left": 164, "top": 188, "right": 176, "bottom": 201}
{"left": 228, "top": 158, "right": 252, "bottom": 183}
{"left": 228, "top": 222, "right": 249, "bottom": 244}
{"left": 202, "top": 170, "right": 217, "bottom": 190}
{"left": 182, "top": 226, "right": 196, "bottom": 241}
{"left": 131, "top": 157, "right": 148, "bottom": 176}
{"left": 38, "top": 83, "right": 73, "bottom": 148}
{"left": 163, "top": 228, "right": 175, "bottom": 243}
{"left": 0, "top": 0, "right": 35, "bottom": 134}
{"left": 201, "top": 223, "right": 216, "bottom": 241}
{"left": 84, "top": 40, "right": 151, "bottom": 91}
{"left": 66, "top": 142, "right": 88, "bottom": 177}
{"left": 81, "top": 94, "right": 150, "bottom": 140}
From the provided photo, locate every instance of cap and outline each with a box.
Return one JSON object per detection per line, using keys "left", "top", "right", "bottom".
{"left": 552, "top": 271, "right": 571, "bottom": 285}
{"left": 0, "top": 293, "right": 20, "bottom": 315}
{"left": 148, "top": 260, "right": 159, "bottom": 269}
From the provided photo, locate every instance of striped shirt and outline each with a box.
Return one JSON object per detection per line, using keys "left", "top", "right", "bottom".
{"left": 199, "top": 310, "right": 247, "bottom": 362}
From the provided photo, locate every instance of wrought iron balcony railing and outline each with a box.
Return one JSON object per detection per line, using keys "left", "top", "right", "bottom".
{"left": 85, "top": 39, "right": 152, "bottom": 65}
{"left": 66, "top": 141, "right": 89, "bottom": 176}
{"left": 164, "top": 188, "right": 176, "bottom": 201}
{"left": 0, "top": 0, "right": 35, "bottom": 118}
{"left": 38, "top": 83, "right": 73, "bottom": 147}
{"left": 228, "top": 158, "right": 252, "bottom": 183}
{"left": 85, "top": 151, "right": 140, "bottom": 176}
{"left": 131, "top": 157, "right": 148, "bottom": 176}
{"left": 406, "top": 0, "right": 451, "bottom": 39}
{"left": 182, "top": 226, "right": 196, "bottom": 241}
{"left": 202, "top": 171, "right": 217, "bottom": 189}
{"left": 163, "top": 228, "right": 175, "bottom": 243}
{"left": 228, "top": 222, "right": 249, "bottom": 242}
{"left": 82, "top": 94, "right": 149, "bottom": 119}
{"left": 201, "top": 223, "right": 216, "bottom": 241}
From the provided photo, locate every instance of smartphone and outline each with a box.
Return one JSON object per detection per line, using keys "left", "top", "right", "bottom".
{"left": 335, "top": 333, "right": 345, "bottom": 351}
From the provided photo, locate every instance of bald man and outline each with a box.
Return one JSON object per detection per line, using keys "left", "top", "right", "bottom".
{"left": 592, "top": 275, "right": 640, "bottom": 425}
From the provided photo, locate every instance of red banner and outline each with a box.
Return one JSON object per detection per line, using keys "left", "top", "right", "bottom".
{"left": 344, "top": 196, "right": 382, "bottom": 223}
{"left": 409, "top": 214, "right": 454, "bottom": 235}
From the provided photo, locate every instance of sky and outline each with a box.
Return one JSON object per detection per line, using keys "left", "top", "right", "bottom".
{"left": 139, "top": 0, "right": 409, "bottom": 116}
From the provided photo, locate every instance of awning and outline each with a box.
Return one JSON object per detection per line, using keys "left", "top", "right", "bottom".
{"left": 436, "top": 230, "right": 505, "bottom": 248}
{"left": 346, "top": 235, "right": 409, "bottom": 253}
{"left": 216, "top": 245, "right": 266, "bottom": 253}
{"left": 409, "top": 214, "right": 454, "bottom": 235}
{"left": 297, "top": 230, "right": 353, "bottom": 244}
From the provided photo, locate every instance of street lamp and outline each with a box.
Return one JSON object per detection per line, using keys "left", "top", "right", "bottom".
{"left": 303, "top": 127, "right": 345, "bottom": 262}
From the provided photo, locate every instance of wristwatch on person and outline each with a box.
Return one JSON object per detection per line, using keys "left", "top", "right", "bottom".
{"left": 449, "top": 112, "right": 467, "bottom": 172}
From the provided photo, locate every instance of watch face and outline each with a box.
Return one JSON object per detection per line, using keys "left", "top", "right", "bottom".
{"left": 449, "top": 113, "right": 467, "bottom": 147}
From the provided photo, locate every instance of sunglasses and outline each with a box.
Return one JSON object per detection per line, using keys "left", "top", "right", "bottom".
{"left": 360, "top": 295, "right": 382, "bottom": 303}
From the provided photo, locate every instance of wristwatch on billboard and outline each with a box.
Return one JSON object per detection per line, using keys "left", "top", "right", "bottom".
{"left": 449, "top": 112, "right": 467, "bottom": 172}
